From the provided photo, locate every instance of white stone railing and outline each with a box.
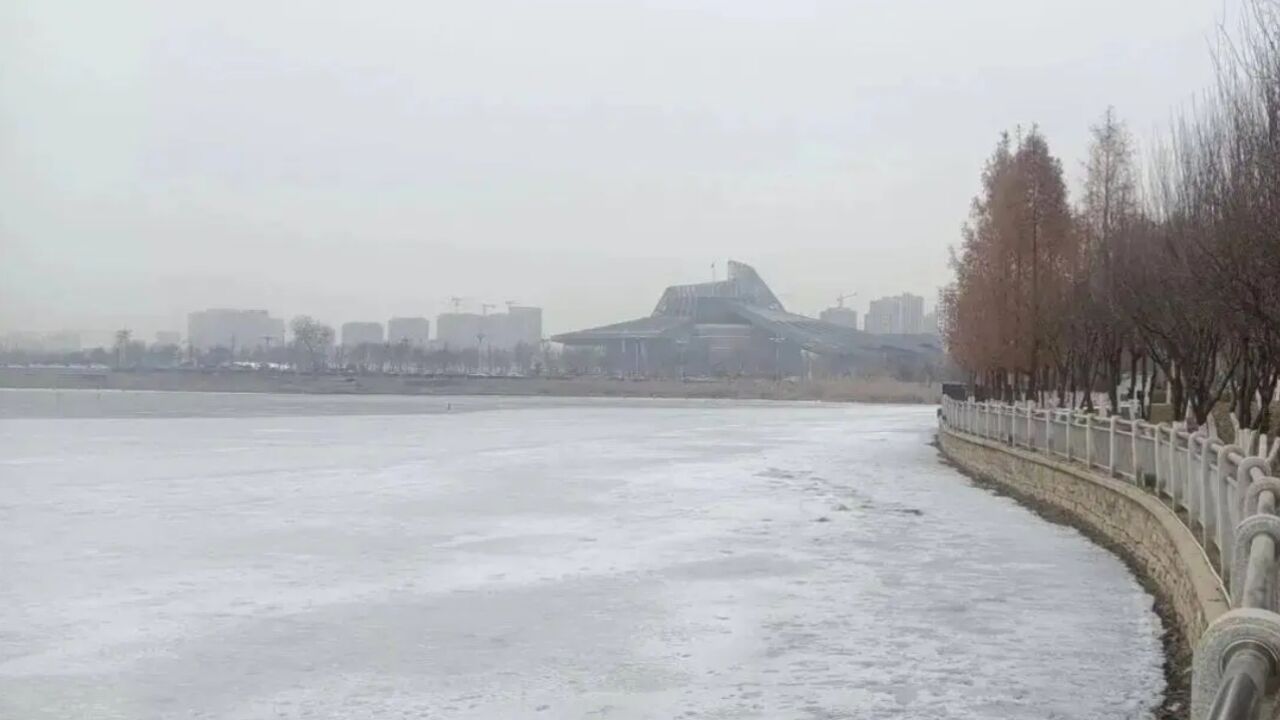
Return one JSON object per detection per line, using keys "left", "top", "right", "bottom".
{"left": 939, "top": 397, "right": 1280, "bottom": 720}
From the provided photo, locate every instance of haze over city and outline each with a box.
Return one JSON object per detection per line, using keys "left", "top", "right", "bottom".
{"left": 1, "top": 0, "right": 1237, "bottom": 341}
{"left": 9, "top": 1, "right": 1280, "bottom": 718}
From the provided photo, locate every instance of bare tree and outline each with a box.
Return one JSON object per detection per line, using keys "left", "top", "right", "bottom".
{"left": 942, "top": 129, "right": 1074, "bottom": 402}
{"left": 113, "top": 329, "right": 132, "bottom": 369}
{"left": 289, "top": 316, "right": 334, "bottom": 373}
{"left": 1079, "top": 107, "right": 1141, "bottom": 411}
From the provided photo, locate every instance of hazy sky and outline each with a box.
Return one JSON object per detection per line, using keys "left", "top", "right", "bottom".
{"left": 0, "top": 0, "right": 1241, "bottom": 342}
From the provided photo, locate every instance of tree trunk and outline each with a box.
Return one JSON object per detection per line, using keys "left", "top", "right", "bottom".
{"left": 1255, "top": 364, "right": 1278, "bottom": 434}
{"left": 1127, "top": 348, "right": 1139, "bottom": 404}
{"left": 1106, "top": 346, "right": 1122, "bottom": 413}
{"left": 1170, "top": 371, "right": 1186, "bottom": 422}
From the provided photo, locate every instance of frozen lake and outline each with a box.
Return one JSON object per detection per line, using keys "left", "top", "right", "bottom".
{"left": 1, "top": 390, "right": 1163, "bottom": 719}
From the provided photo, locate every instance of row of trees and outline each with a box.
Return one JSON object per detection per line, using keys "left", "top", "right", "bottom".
{"left": 943, "top": 1, "right": 1280, "bottom": 435}
{"left": 2, "top": 315, "right": 601, "bottom": 377}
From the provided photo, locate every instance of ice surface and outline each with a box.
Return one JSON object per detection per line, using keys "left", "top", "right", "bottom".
{"left": 0, "top": 392, "right": 1163, "bottom": 719}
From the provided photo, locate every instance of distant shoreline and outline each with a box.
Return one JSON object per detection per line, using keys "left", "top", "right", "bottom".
{"left": 0, "top": 367, "right": 939, "bottom": 404}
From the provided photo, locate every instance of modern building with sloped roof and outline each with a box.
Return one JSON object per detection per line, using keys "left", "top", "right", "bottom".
{"left": 552, "top": 261, "right": 941, "bottom": 378}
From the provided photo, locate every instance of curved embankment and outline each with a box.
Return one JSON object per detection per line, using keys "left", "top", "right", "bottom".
{"left": 938, "top": 425, "right": 1230, "bottom": 716}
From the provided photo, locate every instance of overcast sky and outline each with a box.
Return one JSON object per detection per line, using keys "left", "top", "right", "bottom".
{"left": 0, "top": 0, "right": 1242, "bottom": 342}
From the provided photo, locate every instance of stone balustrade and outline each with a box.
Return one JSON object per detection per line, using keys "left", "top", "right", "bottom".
{"left": 939, "top": 398, "right": 1280, "bottom": 720}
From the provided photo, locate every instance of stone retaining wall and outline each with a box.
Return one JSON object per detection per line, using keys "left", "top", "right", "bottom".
{"left": 939, "top": 426, "right": 1229, "bottom": 645}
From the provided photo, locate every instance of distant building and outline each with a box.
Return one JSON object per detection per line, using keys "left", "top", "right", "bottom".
{"left": 46, "top": 331, "right": 82, "bottom": 352}
{"left": 819, "top": 306, "right": 858, "bottom": 329}
{"left": 506, "top": 306, "right": 543, "bottom": 347}
{"left": 864, "top": 297, "right": 900, "bottom": 334}
{"left": 900, "top": 293, "right": 925, "bottom": 334}
{"left": 341, "top": 321, "right": 385, "bottom": 347}
{"left": 188, "top": 309, "right": 285, "bottom": 351}
{"left": 436, "top": 312, "right": 484, "bottom": 349}
{"left": 553, "top": 260, "right": 941, "bottom": 378}
{"left": 155, "top": 331, "right": 181, "bottom": 346}
{"left": 1, "top": 332, "right": 38, "bottom": 351}
{"left": 437, "top": 305, "right": 542, "bottom": 351}
{"left": 1, "top": 331, "right": 81, "bottom": 353}
{"left": 478, "top": 307, "right": 544, "bottom": 351}
{"left": 479, "top": 313, "right": 509, "bottom": 350}
{"left": 922, "top": 311, "right": 940, "bottom": 336}
{"left": 387, "top": 317, "right": 430, "bottom": 346}
{"left": 864, "top": 293, "right": 925, "bottom": 335}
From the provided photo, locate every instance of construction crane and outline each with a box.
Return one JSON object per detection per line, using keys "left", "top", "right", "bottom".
{"left": 481, "top": 303, "right": 496, "bottom": 316}
{"left": 836, "top": 292, "right": 857, "bottom": 308}
{"left": 449, "top": 296, "right": 463, "bottom": 312}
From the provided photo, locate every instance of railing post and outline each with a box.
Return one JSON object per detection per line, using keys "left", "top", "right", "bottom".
{"left": 1153, "top": 425, "right": 1162, "bottom": 494}
{"left": 1108, "top": 416, "right": 1118, "bottom": 476}
{"left": 1045, "top": 408, "right": 1052, "bottom": 453}
{"left": 1085, "top": 414, "right": 1094, "bottom": 468}
{"left": 1180, "top": 431, "right": 1189, "bottom": 518}
{"left": 1200, "top": 435, "right": 1213, "bottom": 547}
{"left": 1132, "top": 419, "right": 1142, "bottom": 486}
{"left": 1065, "top": 411, "right": 1073, "bottom": 461}
{"left": 1192, "top": 465, "right": 1280, "bottom": 718}
{"left": 1216, "top": 445, "right": 1242, "bottom": 583}
{"left": 1186, "top": 431, "right": 1198, "bottom": 526}
{"left": 1178, "top": 429, "right": 1188, "bottom": 513}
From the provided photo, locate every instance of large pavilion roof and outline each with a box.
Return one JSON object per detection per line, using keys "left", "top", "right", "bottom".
{"left": 552, "top": 315, "right": 692, "bottom": 345}
{"left": 551, "top": 260, "right": 941, "bottom": 360}
{"left": 651, "top": 261, "right": 785, "bottom": 317}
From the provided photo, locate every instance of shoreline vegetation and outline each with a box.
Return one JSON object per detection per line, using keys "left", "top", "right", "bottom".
{"left": 943, "top": 4, "right": 1280, "bottom": 438}
{"left": 0, "top": 367, "right": 940, "bottom": 404}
